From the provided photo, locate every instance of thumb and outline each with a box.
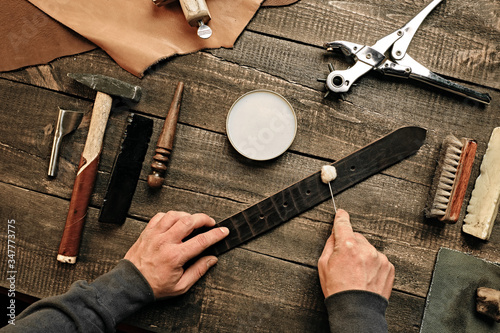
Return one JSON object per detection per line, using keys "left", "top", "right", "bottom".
{"left": 178, "top": 256, "right": 218, "bottom": 292}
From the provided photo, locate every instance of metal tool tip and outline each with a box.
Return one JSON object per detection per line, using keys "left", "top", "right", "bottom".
{"left": 197, "top": 21, "right": 212, "bottom": 39}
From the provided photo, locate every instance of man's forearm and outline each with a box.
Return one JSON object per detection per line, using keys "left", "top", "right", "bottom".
{"left": 2, "top": 260, "right": 154, "bottom": 333}
{"left": 325, "top": 290, "right": 389, "bottom": 333}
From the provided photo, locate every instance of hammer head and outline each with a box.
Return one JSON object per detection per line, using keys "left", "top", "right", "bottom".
{"left": 68, "top": 73, "right": 142, "bottom": 102}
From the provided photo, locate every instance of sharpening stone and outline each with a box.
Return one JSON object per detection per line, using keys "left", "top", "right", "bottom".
{"left": 420, "top": 247, "right": 500, "bottom": 332}
{"left": 99, "top": 113, "right": 153, "bottom": 224}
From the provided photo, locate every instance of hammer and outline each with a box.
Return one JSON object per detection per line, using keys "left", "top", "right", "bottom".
{"left": 57, "top": 73, "right": 141, "bottom": 264}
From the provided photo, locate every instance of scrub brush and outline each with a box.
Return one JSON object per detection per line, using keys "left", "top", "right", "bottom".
{"left": 426, "top": 135, "right": 477, "bottom": 223}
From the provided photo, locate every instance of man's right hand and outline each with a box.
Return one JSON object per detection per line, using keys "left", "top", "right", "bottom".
{"left": 317, "top": 209, "right": 395, "bottom": 300}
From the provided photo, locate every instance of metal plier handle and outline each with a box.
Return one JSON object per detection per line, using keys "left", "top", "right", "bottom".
{"left": 321, "top": 0, "right": 491, "bottom": 104}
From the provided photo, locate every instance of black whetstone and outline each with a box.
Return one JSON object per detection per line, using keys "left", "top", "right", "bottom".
{"left": 99, "top": 113, "right": 153, "bottom": 224}
{"left": 420, "top": 248, "right": 500, "bottom": 332}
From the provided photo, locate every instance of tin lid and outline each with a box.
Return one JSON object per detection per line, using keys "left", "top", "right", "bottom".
{"left": 226, "top": 90, "right": 297, "bottom": 161}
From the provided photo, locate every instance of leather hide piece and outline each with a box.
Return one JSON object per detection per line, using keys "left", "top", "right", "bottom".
{"left": 0, "top": 0, "right": 95, "bottom": 73}
{"left": 1, "top": 0, "right": 299, "bottom": 77}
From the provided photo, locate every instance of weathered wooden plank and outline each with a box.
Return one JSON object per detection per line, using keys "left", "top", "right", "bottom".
{"left": 2, "top": 56, "right": 479, "bottom": 191}
{"left": 2, "top": 47, "right": 498, "bottom": 157}
{"left": 1, "top": 46, "right": 498, "bottom": 175}
{"left": 247, "top": 0, "right": 499, "bottom": 89}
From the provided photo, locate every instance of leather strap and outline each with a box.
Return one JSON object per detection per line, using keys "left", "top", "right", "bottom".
{"left": 201, "top": 126, "right": 426, "bottom": 255}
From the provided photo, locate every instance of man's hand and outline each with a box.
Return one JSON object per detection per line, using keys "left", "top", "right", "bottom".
{"left": 318, "top": 209, "right": 395, "bottom": 300}
{"left": 125, "top": 211, "right": 229, "bottom": 299}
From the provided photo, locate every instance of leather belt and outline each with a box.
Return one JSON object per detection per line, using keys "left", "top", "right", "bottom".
{"left": 195, "top": 126, "right": 427, "bottom": 256}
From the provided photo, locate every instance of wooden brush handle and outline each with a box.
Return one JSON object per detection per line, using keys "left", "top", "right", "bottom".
{"left": 152, "top": 0, "right": 211, "bottom": 26}
{"left": 57, "top": 92, "right": 113, "bottom": 264}
{"left": 444, "top": 139, "right": 477, "bottom": 222}
{"left": 180, "top": 0, "right": 211, "bottom": 26}
{"left": 148, "top": 82, "right": 184, "bottom": 188}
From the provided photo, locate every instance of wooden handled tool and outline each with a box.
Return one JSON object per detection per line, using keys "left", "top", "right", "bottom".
{"left": 148, "top": 82, "right": 184, "bottom": 188}
{"left": 153, "top": 0, "right": 212, "bottom": 38}
{"left": 58, "top": 73, "right": 141, "bottom": 264}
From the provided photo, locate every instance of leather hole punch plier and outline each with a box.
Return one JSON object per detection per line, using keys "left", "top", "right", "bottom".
{"left": 318, "top": 0, "right": 491, "bottom": 105}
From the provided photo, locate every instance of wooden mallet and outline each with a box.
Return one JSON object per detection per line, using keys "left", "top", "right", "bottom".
{"left": 57, "top": 73, "right": 141, "bottom": 264}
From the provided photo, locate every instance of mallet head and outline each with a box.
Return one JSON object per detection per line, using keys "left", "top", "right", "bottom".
{"left": 68, "top": 73, "right": 142, "bottom": 102}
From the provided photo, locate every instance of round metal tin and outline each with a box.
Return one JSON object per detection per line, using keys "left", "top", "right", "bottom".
{"left": 226, "top": 90, "right": 297, "bottom": 161}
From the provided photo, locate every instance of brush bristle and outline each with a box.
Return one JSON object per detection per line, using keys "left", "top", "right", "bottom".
{"left": 427, "top": 135, "right": 464, "bottom": 219}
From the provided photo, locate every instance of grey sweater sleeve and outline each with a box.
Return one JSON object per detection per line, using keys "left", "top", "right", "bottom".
{"left": 325, "top": 290, "right": 389, "bottom": 333}
{"left": 2, "top": 259, "right": 155, "bottom": 333}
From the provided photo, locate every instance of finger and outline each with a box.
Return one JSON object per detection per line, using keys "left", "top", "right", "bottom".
{"left": 168, "top": 213, "right": 217, "bottom": 241}
{"left": 353, "top": 232, "right": 371, "bottom": 246}
{"left": 181, "top": 226, "right": 229, "bottom": 260}
{"left": 175, "top": 256, "right": 219, "bottom": 296}
{"left": 319, "top": 233, "right": 335, "bottom": 261}
{"left": 155, "top": 211, "right": 192, "bottom": 234}
{"left": 332, "top": 209, "right": 353, "bottom": 242}
{"left": 381, "top": 262, "right": 395, "bottom": 300}
{"left": 146, "top": 212, "right": 166, "bottom": 230}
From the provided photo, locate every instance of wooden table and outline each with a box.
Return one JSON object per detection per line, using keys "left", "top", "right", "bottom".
{"left": 1, "top": 0, "right": 499, "bottom": 331}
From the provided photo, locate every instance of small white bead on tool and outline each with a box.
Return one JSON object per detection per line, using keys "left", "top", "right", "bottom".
{"left": 321, "top": 165, "right": 338, "bottom": 213}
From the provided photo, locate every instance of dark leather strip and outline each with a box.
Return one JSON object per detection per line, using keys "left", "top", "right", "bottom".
{"left": 201, "top": 126, "right": 426, "bottom": 256}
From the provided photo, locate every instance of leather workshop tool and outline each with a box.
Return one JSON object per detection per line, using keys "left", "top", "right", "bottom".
{"left": 318, "top": 0, "right": 491, "bottom": 105}
{"left": 48, "top": 108, "right": 84, "bottom": 177}
{"left": 193, "top": 126, "right": 426, "bottom": 256}
{"left": 148, "top": 82, "right": 184, "bottom": 188}
{"left": 321, "top": 165, "right": 338, "bottom": 213}
{"left": 99, "top": 114, "right": 153, "bottom": 224}
{"left": 153, "top": 0, "right": 212, "bottom": 39}
{"left": 57, "top": 73, "right": 142, "bottom": 264}
{"left": 425, "top": 135, "right": 477, "bottom": 223}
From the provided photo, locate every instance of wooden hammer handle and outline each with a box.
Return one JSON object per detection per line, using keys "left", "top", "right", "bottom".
{"left": 153, "top": 0, "right": 211, "bottom": 26}
{"left": 180, "top": 0, "right": 211, "bottom": 26}
{"left": 148, "top": 82, "right": 184, "bottom": 188}
{"left": 57, "top": 92, "right": 113, "bottom": 264}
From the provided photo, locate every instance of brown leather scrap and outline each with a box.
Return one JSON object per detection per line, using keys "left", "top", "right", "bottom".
{"left": 1, "top": 0, "right": 299, "bottom": 77}
{"left": 0, "top": 0, "right": 95, "bottom": 73}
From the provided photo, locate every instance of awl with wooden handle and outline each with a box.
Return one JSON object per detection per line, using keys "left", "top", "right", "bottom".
{"left": 58, "top": 73, "right": 141, "bottom": 264}
{"left": 153, "top": 0, "right": 212, "bottom": 38}
{"left": 148, "top": 82, "right": 184, "bottom": 188}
